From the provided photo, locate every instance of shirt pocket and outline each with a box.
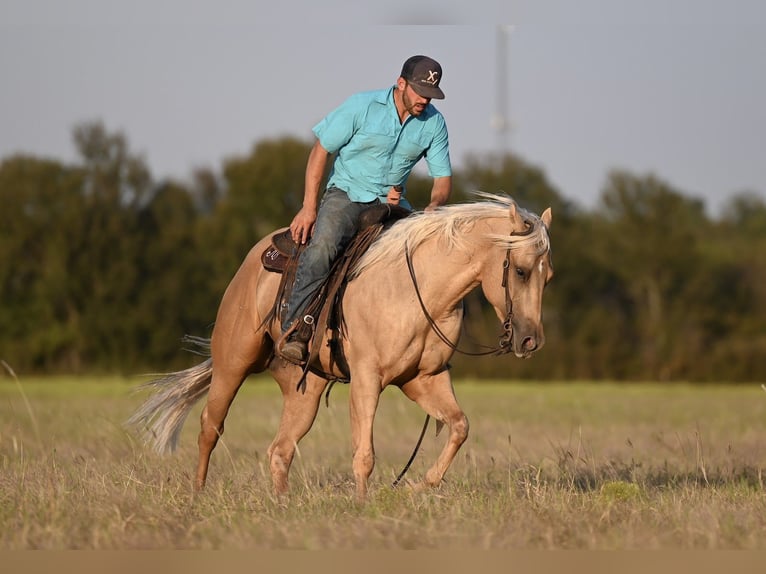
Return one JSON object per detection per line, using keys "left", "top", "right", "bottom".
{"left": 353, "top": 128, "right": 397, "bottom": 156}
{"left": 393, "top": 132, "right": 429, "bottom": 169}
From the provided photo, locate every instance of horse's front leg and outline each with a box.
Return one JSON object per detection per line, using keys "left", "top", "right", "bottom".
{"left": 399, "top": 370, "right": 469, "bottom": 489}
{"left": 349, "top": 381, "right": 382, "bottom": 501}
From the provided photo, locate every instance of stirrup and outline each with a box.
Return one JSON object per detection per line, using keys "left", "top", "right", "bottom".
{"left": 275, "top": 320, "right": 309, "bottom": 365}
{"left": 280, "top": 340, "right": 308, "bottom": 364}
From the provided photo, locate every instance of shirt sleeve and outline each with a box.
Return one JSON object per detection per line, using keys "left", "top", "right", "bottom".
{"left": 312, "top": 94, "right": 362, "bottom": 154}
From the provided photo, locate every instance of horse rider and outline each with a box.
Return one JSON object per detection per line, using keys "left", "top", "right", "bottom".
{"left": 279, "top": 55, "right": 453, "bottom": 363}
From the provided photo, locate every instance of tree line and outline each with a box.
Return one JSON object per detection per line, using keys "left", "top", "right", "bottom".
{"left": 1, "top": 121, "right": 764, "bottom": 382}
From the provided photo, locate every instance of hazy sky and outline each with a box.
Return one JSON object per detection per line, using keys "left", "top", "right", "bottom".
{"left": 1, "top": 0, "right": 764, "bottom": 215}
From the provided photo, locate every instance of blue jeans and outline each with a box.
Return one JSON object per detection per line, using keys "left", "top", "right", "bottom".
{"left": 281, "top": 187, "right": 379, "bottom": 334}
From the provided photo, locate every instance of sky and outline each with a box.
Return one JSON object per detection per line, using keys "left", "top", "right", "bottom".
{"left": 1, "top": 0, "right": 765, "bottom": 216}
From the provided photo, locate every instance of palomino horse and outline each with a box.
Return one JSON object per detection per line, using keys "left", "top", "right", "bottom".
{"left": 128, "top": 193, "right": 553, "bottom": 500}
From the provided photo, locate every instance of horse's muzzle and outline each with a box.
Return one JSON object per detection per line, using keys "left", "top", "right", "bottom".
{"left": 513, "top": 328, "right": 545, "bottom": 359}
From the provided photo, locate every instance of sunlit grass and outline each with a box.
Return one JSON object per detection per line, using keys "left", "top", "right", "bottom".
{"left": 1, "top": 374, "right": 765, "bottom": 548}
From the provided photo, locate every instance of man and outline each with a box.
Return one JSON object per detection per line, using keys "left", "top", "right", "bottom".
{"left": 279, "top": 54, "right": 452, "bottom": 362}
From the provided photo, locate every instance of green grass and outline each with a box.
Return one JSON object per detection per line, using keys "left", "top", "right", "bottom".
{"left": 1, "top": 374, "right": 765, "bottom": 549}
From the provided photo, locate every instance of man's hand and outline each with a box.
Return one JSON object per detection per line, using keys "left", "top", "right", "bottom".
{"left": 289, "top": 206, "right": 317, "bottom": 244}
{"left": 386, "top": 185, "right": 403, "bottom": 205}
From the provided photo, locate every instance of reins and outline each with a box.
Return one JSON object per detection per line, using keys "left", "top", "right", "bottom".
{"left": 403, "top": 240, "right": 516, "bottom": 357}
{"left": 392, "top": 414, "right": 431, "bottom": 488}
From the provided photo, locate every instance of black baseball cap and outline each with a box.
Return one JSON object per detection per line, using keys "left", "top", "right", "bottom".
{"left": 400, "top": 55, "right": 445, "bottom": 100}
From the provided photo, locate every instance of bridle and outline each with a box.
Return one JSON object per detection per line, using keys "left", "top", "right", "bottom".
{"left": 403, "top": 222, "right": 538, "bottom": 357}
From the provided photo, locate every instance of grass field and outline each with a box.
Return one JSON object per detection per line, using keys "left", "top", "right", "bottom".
{"left": 1, "top": 372, "right": 765, "bottom": 549}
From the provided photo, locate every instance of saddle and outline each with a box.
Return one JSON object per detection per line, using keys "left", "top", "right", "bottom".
{"left": 260, "top": 203, "right": 412, "bottom": 386}
{"left": 260, "top": 203, "right": 411, "bottom": 273}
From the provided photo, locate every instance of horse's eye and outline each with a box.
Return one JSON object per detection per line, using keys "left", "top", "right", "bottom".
{"left": 515, "top": 267, "right": 526, "bottom": 278}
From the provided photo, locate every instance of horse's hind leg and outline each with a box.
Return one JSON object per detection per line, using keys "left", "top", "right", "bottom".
{"left": 398, "top": 370, "right": 469, "bottom": 489}
{"left": 267, "top": 367, "right": 328, "bottom": 495}
{"left": 196, "top": 332, "right": 272, "bottom": 491}
{"left": 195, "top": 366, "right": 248, "bottom": 490}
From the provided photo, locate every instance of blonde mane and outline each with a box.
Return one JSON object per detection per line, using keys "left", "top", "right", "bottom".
{"left": 352, "top": 193, "right": 550, "bottom": 277}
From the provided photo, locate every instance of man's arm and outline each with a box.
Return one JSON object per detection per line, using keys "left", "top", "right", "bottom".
{"left": 290, "top": 139, "right": 330, "bottom": 244}
{"left": 425, "top": 176, "right": 452, "bottom": 211}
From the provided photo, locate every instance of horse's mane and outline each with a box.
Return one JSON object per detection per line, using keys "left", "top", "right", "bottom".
{"left": 352, "top": 192, "right": 550, "bottom": 277}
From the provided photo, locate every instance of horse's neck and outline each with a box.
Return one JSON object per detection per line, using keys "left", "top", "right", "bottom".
{"left": 408, "top": 237, "right": 485, "bottom": 313}
{"left": 427, "top": 219, "right": 509, "bottom": 314}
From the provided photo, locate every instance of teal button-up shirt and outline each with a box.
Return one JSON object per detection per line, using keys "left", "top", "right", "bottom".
{"left": 313, "top": 86, "right": 451, "bottom": 205}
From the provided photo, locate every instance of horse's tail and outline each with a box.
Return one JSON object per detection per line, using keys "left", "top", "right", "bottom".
{"left": 126, "top": 336, "right": 213, "bottom": 454}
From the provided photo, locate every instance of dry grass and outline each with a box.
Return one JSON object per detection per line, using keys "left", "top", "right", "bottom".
{"left": 1, "top": 372, "right": 765, "bottom": 549}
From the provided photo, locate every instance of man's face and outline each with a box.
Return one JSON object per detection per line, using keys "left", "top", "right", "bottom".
{"left": 402, "top": 81, "right": 431, "bottom": 116}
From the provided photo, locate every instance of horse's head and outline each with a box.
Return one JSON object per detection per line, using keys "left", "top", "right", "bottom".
{"left": 351, "top": 194, "right": 554, "bottom": 360}
{"left": 481, "top": 201, "right": 553, "bottom": 359}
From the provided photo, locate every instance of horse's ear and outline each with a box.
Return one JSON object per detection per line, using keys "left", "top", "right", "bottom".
{"left": 541, "top": 207, "right": 553, "bottom": 230}
{"left": 508, "top": 201, "right": 522, "bottom": 229}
